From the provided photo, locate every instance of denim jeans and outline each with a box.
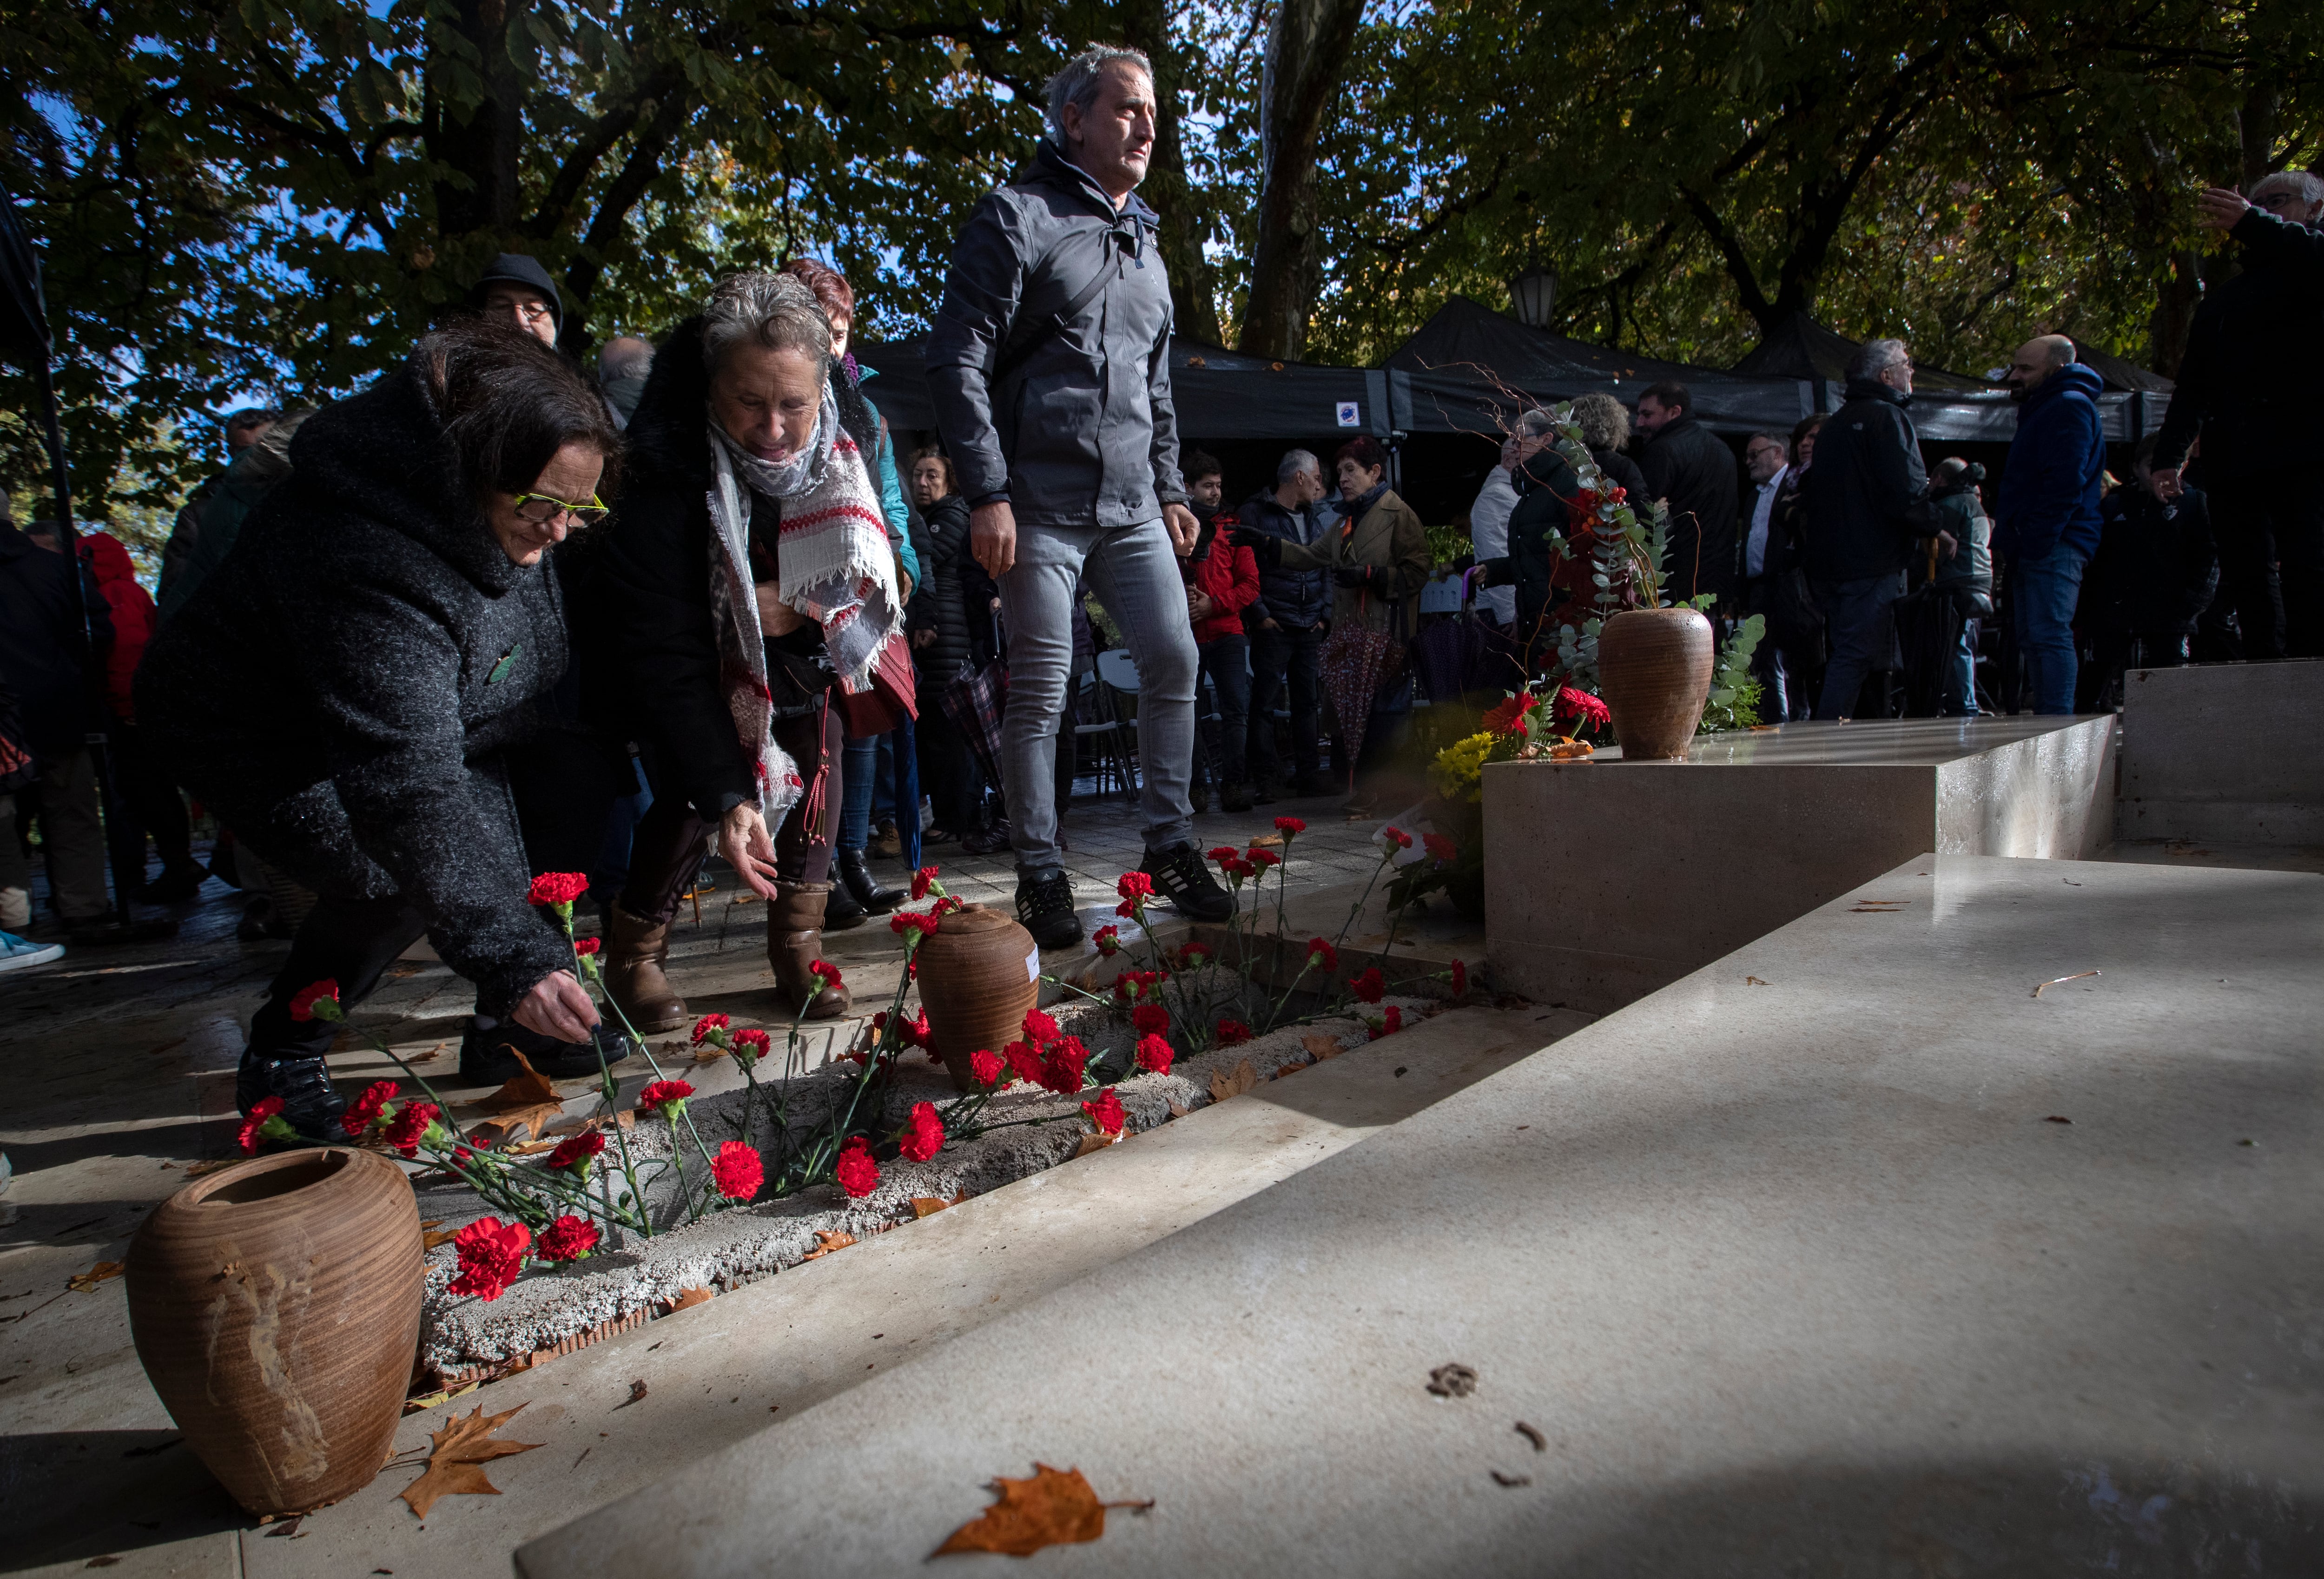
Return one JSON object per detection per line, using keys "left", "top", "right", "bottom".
{"left": 1197, "top": 633, "right": 1251, "bottom": 787}
{"left": 2010, "top": 542, "right": 2086, "bottom": 715}
{"left": 1942, "top": 617, "right": 1981, "bottom": 716}
{"left": 838, "top": 733, "right": 878, "bottom": 852}
{"left": 998, "top": 518, "right": 1196, "bottom": 875}
{"left": 1247, "top": 623, "right": 1322, "bottom": 780}
{"left": 1812, "top": 573, "right": 1903, "bottom": 720}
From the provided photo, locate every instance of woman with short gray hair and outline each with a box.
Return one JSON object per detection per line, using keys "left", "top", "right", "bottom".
{"left": 594, "top": 272, "right": 907, "bottom": 1025}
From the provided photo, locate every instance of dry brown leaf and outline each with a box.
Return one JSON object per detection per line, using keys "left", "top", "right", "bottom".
{"left": 1072, "top": 1130, "right": 1119, "bottom": 1157}
{"left": 479, "top": 1050, "right": 560, "bottom": 1111}
{"left": 667, "top": 1286, "right": 714, "bottom": 1312}
{"left": 423, "top": 1229, "right": 460, "bottom": 1251}
{"left": 408, "top": 1040, "right": 447, "bottom": 1064}
{"left": 2032, "top": 970, "right": 2101, "bottom": 999}
{"left": 617, "top": 1379, "right": 648, "bottom": 1409}
{"left": 690, "top": 1043, "right": 728, "bottom": 1066}
{"left": 728, "top": 890, "right": 759, "bottom": 905}
{"left": 800, "top": 1229, "right": 854, "bottom": 1262}
{"left": 1744, "top": 976, "right": 1770, "bottom": 986}
{"left": 1301, "top": 1033, "right": 1345, "bottom": 1062}
{"left": 1248, "top": 833, "right": 1283, "bottom": 848}
{"left": 468, "top": 1101, "right": 564, "bottom": 1148}
{"left": 1270, "top": 1061, "right": 1303, "bottom": 1080}
{"left": 502, "top": 1138, "right": 563, "bottom": 1157}
{"left": 1208, "top": 1059, "right": 1259, "bottom": 1103}
{"left": 612, "top": 1109, "right": 636, "bottom": 1132}
{"left": 911, "top": 1196, "right": 952, "bottom": 1219}
{"left": 398, "top": 1403, "right": 541, "bottom": 1518}
{"left": 933, "top": 1464, "right": 1152, "bottom": 1559}
{"left": 67, "top": 1262, "right": 125, "bottom": 1293}
{"left": 1168, "top": 1099, "right": 1190, "bottom": 1119}
{"left": 184, "top": 1158, "right": 237, "bottom": 1176}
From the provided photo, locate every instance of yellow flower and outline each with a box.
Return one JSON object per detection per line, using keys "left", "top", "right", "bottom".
{"left": 1429, "top": 731, "right": 1496, "bottom": 802}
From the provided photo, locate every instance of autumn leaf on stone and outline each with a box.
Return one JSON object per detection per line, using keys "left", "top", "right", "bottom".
{"left": 67, "top": 1262, "right": 125, "bottom": 1293}
{"left": 933, "top": 1464, "right": 1152, "bottom": 1559}
{"left": 480, "top": 1050, "right": 560, "bottom": 1111}
{"left": 1301, "top": 1034, "right": 1345, "bottom": 1063}
{"left": 800, "top": 1230, "right": 854, "bottom": 1262}
{"left": 667, "top": 1286, "right": 714, "bottom": 1312}
{"left": 468, "top": 1102, "right": 563, "bottom": 1148}
{"left": 1072, "top": 1130, "right": 1119, "bottom": 1158}
{"left": 398, "top": 1403, "right": 541, "bottom": 1518}
{"left": 1209, "top": 1060, "right": 1259, "bottom": 1103}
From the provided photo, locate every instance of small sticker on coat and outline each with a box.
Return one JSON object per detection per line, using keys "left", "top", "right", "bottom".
{"left": 1025, "top": 948, "right": 1041, "bottom": 983}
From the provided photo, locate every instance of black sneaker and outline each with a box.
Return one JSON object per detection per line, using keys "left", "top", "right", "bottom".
{"left": 236, "top": 1051, "right": 346, "bottom": 1143}
{"left": 1140, "top": 842, "right": 1235, "bottom": 922}
{"left": 1014, "top": 868, "right": 1083, "bottom": 950}
{"left": 459, "top": 1019, "right": 635, "bottom": 1085}
{"left": 1221, "top": 782, "right": 1254, "bottom": 813}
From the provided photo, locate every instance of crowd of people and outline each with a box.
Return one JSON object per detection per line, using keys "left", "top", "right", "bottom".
{"left": 0, "top": 40, "right": 2313, "bottom": 1148}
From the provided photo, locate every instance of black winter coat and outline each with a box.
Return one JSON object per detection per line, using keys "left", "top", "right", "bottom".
{"left": 2078, "top": 485, "right": 2218, "bottom": 637}
{"left": 925, "top": 142, "right": 1188, "bottom": 528}
{"left": 2155, "top": 209, "right": 2324, "bottom": 475}
{"left": 907, "top": 494, "right": 979, "bottom": 678}
{"left": 1804, "top": 378, "right": 1930, "bottom": 583}
{"left": 135, "top": 361, "right": 571, "bottom": 1014}
{"left": 0, "top": 521, "right": 112, "bottom": 753}
{"left": 1502, "top": 444, "right": 1647, "bottom": 641}
{"left": 1635, "top": 416, "right": 1739, "bottom": 605}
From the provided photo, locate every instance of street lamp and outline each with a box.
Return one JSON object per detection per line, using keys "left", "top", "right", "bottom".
{"left": 1508, "top": 264, "right": 1558, "bottom": 328}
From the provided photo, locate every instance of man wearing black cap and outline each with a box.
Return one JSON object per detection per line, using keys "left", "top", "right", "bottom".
{"left": 470, "top": 252, "right": 562, "bottom": 347}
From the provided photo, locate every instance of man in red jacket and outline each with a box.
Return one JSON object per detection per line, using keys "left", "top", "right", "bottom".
{"left": 79, "top": 531, "right": 207, "bottom": 902}
{"left": 1181, "top": 452, "right": 1261, "bottom": 812}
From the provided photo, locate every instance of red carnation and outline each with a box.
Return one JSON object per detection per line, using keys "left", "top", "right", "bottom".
{"left": 447, "top": 1216, "right": 531, "bottom": 1301}
{"left": 691, "top": 1012, "right": 731, "bottom": 1044}
{"left": 732, "top": 1027, "right": 770, "bottom": 1062}
{"left": 1092, "top": 925, "right": 1121, "bottom": 957}
{"left": 910, "top": 865, "right": 940, "bottom": 901}
{"left": 638, "top": 1079, "right": 694, "bottom": 1116}
{"left": 1423, "top": 833, "right": 1457, "bottom": 863}
{"left": 1481, "top": 689, "right": 1535, "bottom": 735}
{"left": 890, "top": 909, "right": 941, "bottom": 940}
{"left": 898, "top": 1101, "right": 944, "bottom": 1163}
{"left": 526, "top": 872, "right": 589, "bottom": 907}
{"left": 1082, "top": 1088, "right": 1125, "bottom": 1137}
{"left": 535, "top": 1215, "right": 601, "bottom": 1264}
{"left": 547, "top": 1126, "right": 606, "bottom": 1173}
{"left": 1383, "top": 826, "right": 1413, "bottom": 851}
{"left": 1368, "top": 1005, "right": 1405, "bottom": 1041}
{"left": 1177, "top": 942, "right": 1211, "bottom": 968}
{"left": 1040, "top": 1036, "right": 1089, "bottom": 1095}
{"left": 971, "top": 1049, "right": 1005, "bottom": 1087}
{"left": 342, "top": 1079, "right": 399, "bottom": 1137}
{"left": 1350, "top": 966, "right": 1386, "bottom": 1004}
{"left": 1136, "top": 1033, "right": 1175, "bottom": 1074}
{"left": 1132, "top": 1003, "right": 1170, "bottom": 1036}
{"left": 809, "top": 958, "right": 844, "bottom": 986}
{"left": 933, "top": 894, "right": 966, "bottom": 917}
{"left": 1275, "top": 816, "right": 1306, "bottom": 836}
{"left": 713, "top": 1140, "right": 764, "bottom": 1201}
{"left": 287, "top": 979, "right": 340, "bottom": 1023}
{"left": 902, "top": 1010, "right": 931, "bottom": 1049}
{"left": 1206, "top": 845, "right": 1240, "bottom": 865}
{"left": 382, "top": 1100, "right": 441, "bottom": 1159}
{"left": 1451, "top": 958, "right": 1469, "bottom": 996}
{"left": 573, "top": 937, "right": 600, "bottom": 956}
{"left": 1115, "top": 872, "right": 1153, "bottom": 916}
{"left": 1218, "top": 853, "right": 1253, "bottom": 880}
{"left": 1022, "top": 1008, "right": 1060, "bottom": 1046}
{"left": 1215, "top": 1018, "right": 1252, "bottom": 1047}
{"left": 236, "top": 1095, "right": 288, "bottom": 1154}
{"left": 832, "top": 1136, "right": 878, "bottom": 1199}
{"left": 1248, "top": 848, "right": 1281, "bottom": 870}
{"left": 1304, "top": 938, "right": 1338, "bottom": 974}
{"left": 1003, "top": 1040, "right": 1045, "bottom": 1086}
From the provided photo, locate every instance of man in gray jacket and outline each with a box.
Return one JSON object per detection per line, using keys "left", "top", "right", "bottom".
{"left": 926, "top": 42, "right": 1229, "bottom": 947}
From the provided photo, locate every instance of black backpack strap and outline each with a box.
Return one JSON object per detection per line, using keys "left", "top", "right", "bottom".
{"left": 991, "top": 231, "right": 1124, "bottom": 386}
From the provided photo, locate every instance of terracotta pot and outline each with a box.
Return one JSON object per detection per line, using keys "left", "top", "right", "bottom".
{"left": 915, "top": 903, "right": 1043, "bottom": 1091}
{"left": 127, "top": 1146, "right": 423, "bottom": 1516}
{"left": 1597, "top": 605, "right": 1716, "bottom": 760}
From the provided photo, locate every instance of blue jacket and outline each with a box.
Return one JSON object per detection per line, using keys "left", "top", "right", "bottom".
{"left": 1237, "top": 487, "right": 1332, "bottom": 630}
{"left": 1994, "top": 363, "right": 2106, "bottom": 563}
{"left": 856, "top": 372, "right": 920, "bottom": 588}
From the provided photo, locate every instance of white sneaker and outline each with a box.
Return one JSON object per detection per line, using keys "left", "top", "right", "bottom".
{"left": 0, "top": 931, "right": 63, "bottom": 973}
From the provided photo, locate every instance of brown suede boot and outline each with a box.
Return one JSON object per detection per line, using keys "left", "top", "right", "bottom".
{"left": 603, "top": 899, "right": 689, "bottom": 1033}
{"left": 769, "top": 882, "right": 850, "bottom": 1019}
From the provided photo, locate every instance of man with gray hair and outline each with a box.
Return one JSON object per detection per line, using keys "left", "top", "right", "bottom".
{"left": 1802, "top": 336, "right": 1928, "bottom": 717}
{"left": 926, "top": 42, "right": 1228, "bottom": 947}
{"left": 2151, "top": 172, "right": 2324, "bottom": 659}
{"left": 1239, "top": 448, "right": 1334, "bottom": 797}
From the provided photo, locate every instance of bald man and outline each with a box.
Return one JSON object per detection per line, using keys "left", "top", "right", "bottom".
{"left": 1994, "top": 335, "right": 2106, "bottom": 714}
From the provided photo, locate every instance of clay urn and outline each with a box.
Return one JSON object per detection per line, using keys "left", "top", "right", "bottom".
{"left": 127, "top": 1146, "right": 424, "bottom": 1516}
{"left": 1596, "top": 605, "right": 1716, "bottom": 760}
{"left": 915, "top": 903, "right": 1042, "bottom": 1090}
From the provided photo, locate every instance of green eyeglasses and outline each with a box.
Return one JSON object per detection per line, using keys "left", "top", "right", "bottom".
{"left": 510, "top": 491, "right": 609, "bottom": 527}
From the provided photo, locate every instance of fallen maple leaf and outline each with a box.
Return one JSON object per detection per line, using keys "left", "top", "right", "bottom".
{"left": 398, "top": 1403, "right": 541, "bottom": 1518}
{"left": 408, "top": 1040, "right": 447, "bottom": 1063}
{"left": 1208, "top": 1059, "right": 1259, "bottom": 1103}
{"left": 68, "top": 1262, "right": 125, "bottom": 1293}
{"left": 933, "top": 1464, "right": 1152, "bottom": 1559}
{"left": 1168, "top": 1100, "right": 1190, "bottom": 1119}
{"left": 911, "top": 1196, "right": 952, "bottom": 1219}
{"left": 468, "top": 1101, "right": 564, "bottom": 1148}
{"left": 800, "top": 1229, "right": 854, "bottom": 1262}
{"left": 1072, "top": 1130, "right": 1118, "bottom": 1157}
{"left": 667, "top": 1286, "right": 714, "bottom": 1312}
{"left": 1248, "top": 833, "right": 1283, "bottom": 847}
{"left": 421, "top": 1226, "right": 460, "bottom": 1251}
{"left": 480, "top": 1050, "right": 559, "bottom": 1111}
{"left": 1301, "top": 1033, "right": 1345, "bottom": 1062}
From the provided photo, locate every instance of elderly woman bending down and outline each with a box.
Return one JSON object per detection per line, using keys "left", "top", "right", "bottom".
{"left": 597, "top": 272, "right": 909, "bottom": 1028}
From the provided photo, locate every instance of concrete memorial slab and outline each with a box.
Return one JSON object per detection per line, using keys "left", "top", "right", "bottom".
{"left": 1486, "top": 715, "right": 2114, "bottom": 1012}
{"left": 521, "top": 852, "right": 2323, "bottom": 1577}
{"left": 2117, "top": 657, "right": 2324, "bottom": 849}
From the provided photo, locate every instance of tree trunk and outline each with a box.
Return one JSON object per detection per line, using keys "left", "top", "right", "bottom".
{"left": 430, "top": 0, "right": 532, "bottom": 246}
{"left": 1239, "top": 0, "right": 1365, "bottom": 360}
{"left": 1118, "top": 0, "right": 1221, "bottom": 345}
{"left": 2147, "top": 250, "right": 2203, "bottom": 378}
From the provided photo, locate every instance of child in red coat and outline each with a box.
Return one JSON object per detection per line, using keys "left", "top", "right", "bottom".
{"left": 1180, "top": 452, "right": 1261, "bottom": 811}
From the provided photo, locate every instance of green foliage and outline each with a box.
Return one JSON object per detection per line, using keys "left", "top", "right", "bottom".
{"left": 1701, "top": 614, "right": 1766, "bottom": 733}
{"left": 1424, "top": 522, "right": 1472, "bottom": 568}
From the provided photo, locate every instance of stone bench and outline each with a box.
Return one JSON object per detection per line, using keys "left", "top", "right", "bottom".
{"left": 2117, "top": 656, "right": 2324, "bottom": 850}
{"left": 1484, "top": 714, "right": 2114, "bottom": 1013}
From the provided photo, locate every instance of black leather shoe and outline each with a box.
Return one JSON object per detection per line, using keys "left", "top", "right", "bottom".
{"left": 825, "top": 874, "right": 869, "bottom": 930}
{"left": 1140, "top": 842, "right": 1235, "bottom": 922}
{"left": 459, "top": 1019, "right": 635, "bottom": 1085}
{"left": 1014, "top": 868, "right": 1083, "bottom": 950}
{"left": 237, "top": 1050, "right": 346, "bottom": 1142}
{"left": 837, "top": 847, "right": 904, "bottom": 915}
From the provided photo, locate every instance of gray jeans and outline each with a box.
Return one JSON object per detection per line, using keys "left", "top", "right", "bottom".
{"left": 997, "top": 517, "right": 1196, "bottom": 874}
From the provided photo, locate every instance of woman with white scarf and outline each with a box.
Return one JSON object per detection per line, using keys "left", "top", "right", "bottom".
{"left": 595, "top": 273, "right": 906, "bottom": 1025}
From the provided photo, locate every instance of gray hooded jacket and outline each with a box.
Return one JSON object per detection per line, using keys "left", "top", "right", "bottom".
{"left": 925, "top": 143, "right": 1188, "bottom": 530}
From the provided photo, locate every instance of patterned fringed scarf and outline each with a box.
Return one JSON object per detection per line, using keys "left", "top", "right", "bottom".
{"left": 703, "top": 383, "right": 902, "bottom": 821}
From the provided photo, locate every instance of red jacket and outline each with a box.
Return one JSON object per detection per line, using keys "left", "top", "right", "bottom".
{"left": 1187, "top": 516, "right": 1259, "bottom": 644}
{"left": 79, "top": 531, "right": 154, "bottom": 720}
